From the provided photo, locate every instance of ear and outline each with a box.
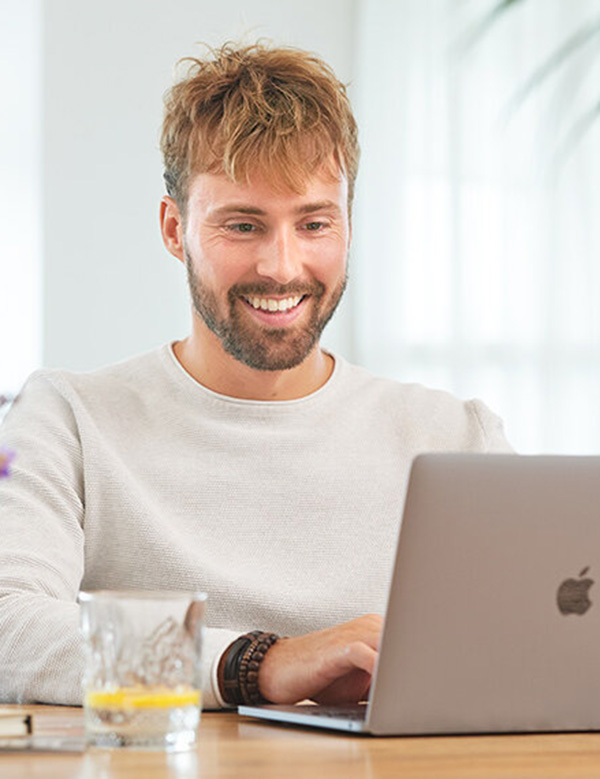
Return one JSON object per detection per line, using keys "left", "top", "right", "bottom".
{"left": 160, "top": 196, "right": 185, "bottom": 262}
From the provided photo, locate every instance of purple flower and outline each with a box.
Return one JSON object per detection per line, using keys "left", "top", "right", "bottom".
{"left": 0, "top": 447, "right": 15, "bottom": 478}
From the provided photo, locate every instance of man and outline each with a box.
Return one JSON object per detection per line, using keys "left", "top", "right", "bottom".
{"left": 0, "top": 43, "right": 512, "bottom": 709}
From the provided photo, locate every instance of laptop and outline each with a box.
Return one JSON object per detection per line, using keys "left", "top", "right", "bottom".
{"left": 239, "top": 453, "right": 600, "bottom": 735}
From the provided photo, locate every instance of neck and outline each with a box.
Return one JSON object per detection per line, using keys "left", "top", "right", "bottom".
{"left": 172, "top": 331, "right": 334, "bottom": 401}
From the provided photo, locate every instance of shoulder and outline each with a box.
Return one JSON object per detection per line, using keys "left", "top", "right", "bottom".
{"left": 334, "top": 357, "right": 512, "bottom": 453}
{"left": 11, "top": 346, "right": 170, "bottom": 423}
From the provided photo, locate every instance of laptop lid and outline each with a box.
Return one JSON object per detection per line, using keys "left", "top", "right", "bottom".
{"left": 367, "top": 453, "right": 600, "bottom": 735}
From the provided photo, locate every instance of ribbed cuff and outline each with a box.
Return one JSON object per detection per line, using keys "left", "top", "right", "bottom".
{"left": 203, "top": 628, "right": 240, "bottom": 709}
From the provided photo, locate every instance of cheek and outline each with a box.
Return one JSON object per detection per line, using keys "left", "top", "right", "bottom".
{"left": 189, "top": 237, "right": 252, "bottom": 289}
{"left": 311, "top": 243, "right": 348, "bottom": 283}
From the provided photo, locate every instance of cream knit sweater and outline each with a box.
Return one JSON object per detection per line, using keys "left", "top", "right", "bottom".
{"left": 0, "top": 345, "right": 512, "bottom": 708}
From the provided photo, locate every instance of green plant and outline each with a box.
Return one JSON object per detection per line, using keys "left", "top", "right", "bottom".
{"left": 463, "top": 0, "right": 600, "bottom": 158}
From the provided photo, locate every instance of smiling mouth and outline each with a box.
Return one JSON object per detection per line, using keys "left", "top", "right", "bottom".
{"left": 241, "top": 294, "right": 306, "bottom": 313}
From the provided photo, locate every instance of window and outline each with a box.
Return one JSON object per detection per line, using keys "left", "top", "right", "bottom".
{"left": 352, "top": 0, "right": 600, "bottom": 453}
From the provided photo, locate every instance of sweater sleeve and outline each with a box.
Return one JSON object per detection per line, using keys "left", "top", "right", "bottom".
{"left": 0, "top": 372, "right": 85, "bottom": 703}
{"left": 0, "top": 373, "right": 238, "bottom": 708}
{"left": 468, "top": 399, "right": 515, "bottom": 453}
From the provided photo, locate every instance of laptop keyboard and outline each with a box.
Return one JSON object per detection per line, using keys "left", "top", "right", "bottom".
{"left": 293, "top": 704, "right": 367, "bottom": 722}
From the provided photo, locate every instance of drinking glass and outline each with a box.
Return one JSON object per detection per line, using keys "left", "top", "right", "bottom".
{"left": 79, "top": 590, "right": 207, "bottom": 750}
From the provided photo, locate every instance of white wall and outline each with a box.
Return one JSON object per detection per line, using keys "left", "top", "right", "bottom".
{"left": 0, "top": 0, "right": 41, "bottom": 395}
{"left": 42, "top": 0, "right": 357, "bottom": 372}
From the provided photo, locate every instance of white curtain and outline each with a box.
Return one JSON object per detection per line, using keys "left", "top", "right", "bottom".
{"left": 351, "top": 0, "right": 600, "bottom": 454}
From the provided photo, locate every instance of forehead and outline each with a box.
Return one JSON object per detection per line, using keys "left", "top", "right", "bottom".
{"left": 186, "top": 165, "right": 349, "bottom": 216}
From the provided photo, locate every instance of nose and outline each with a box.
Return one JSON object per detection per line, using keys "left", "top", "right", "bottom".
{"left": 255, "top": 227, "right": 303, "bottom": 285}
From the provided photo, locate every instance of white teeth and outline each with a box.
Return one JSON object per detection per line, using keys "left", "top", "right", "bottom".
{"left": 246, "top": 295, "right": 302, "bottom": 312}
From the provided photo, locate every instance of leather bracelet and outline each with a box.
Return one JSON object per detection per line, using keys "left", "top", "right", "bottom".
{"left": 238, "top": 632, "right": 279, "bottom": 705}
{"left": 219, "top": 630, "right": 279, "bottom": 706}
{"left": 221, "top": 631, "right": 262, "bottom": 705}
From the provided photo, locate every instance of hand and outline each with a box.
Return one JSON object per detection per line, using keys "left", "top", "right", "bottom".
{"left": 258, "top": 614, "right": 383, "bottom": 705}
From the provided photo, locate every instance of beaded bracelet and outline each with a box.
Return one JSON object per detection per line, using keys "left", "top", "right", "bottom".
{"left": 238, "top": 632, "right": 279, "bottom": 705}
{"left": 220, "top": 630, "right": 279, "bottom": 705}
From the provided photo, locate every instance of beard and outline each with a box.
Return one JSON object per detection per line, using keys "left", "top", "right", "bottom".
{"left": 184, "top": 249, "right": 347, "bottom": 371}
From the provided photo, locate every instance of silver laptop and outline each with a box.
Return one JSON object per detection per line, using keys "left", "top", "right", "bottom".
{"left": 239, "top": 453, "right": 600, "bottom": 735}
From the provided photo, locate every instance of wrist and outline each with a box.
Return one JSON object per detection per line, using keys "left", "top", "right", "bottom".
{"left": 218, "top": 630, "right": 280, "bottom": 706}
{"left": 257, "top": 636, "right": 286, "bottom": 703}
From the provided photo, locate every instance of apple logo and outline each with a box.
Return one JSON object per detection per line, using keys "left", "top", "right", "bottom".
{"left": 556, "top": 567, "right": 594, "bottom": 615}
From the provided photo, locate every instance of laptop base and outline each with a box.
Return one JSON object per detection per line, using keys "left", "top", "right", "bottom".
{"left": 238, "top": 704, "right": 368, "bottom": 733}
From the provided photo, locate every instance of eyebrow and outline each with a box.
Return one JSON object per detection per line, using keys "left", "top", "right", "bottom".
{"left": 295, "top": 200, "right": 342, "bottom": 216}
{"left": 209, "top": 200, "right": 342, "bottom": 218}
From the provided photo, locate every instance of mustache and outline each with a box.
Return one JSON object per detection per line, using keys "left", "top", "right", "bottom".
{"left": 228, "top": 281, "right": 326, "bottom": 301}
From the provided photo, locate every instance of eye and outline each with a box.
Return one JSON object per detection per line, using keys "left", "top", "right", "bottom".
{"left": 226, "top": 222, "right": 257, "bottom": 234}
{"left": 303, "top": 221, "right": 327, "bottom": 232}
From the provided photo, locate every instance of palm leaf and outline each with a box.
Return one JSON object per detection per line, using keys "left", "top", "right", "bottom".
{"left": 458, "top": 0, "right": 527, "bottom": 52}
{"left": 460, "top": 1, "right": 600, "bottom": 161}
{"left": 554, "top": 98, "right": 600, "bottom": 166}
{"left": 503, "top": 17, "right": 600, "bottom": 117}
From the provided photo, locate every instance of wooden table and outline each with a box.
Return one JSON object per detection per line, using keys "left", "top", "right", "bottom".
{"left": 3, "top": 705, "right": 600, "bottom": 778}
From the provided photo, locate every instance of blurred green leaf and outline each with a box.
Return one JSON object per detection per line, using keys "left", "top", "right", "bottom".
{"left": 461, "top": 1, "right": 600, "bottom": 162}
{"left": 458, "top": 0, "right": 527, "bottom": 51}
{"left": 554, "top": 99, "right": 600, "bottom": 165}
{"left": 503, "top": 18, "right": 600, "bottom": 116}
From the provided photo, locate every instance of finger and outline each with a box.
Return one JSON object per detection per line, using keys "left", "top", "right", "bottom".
{"left": 347, "top": 615, "right": 383, "bottom": 650}
{"left": 344, "top": 641, "right": 378, "bottom": 675}
{"left": 313, "top": 668, "right": 373, "bottom": 705}
{"left": 319, "top": 641, "right": 378, "bottom": 683}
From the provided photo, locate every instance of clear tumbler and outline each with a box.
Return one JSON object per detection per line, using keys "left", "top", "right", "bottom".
{"left": 79, "top": 590, "right": 207, "bottom": 750}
